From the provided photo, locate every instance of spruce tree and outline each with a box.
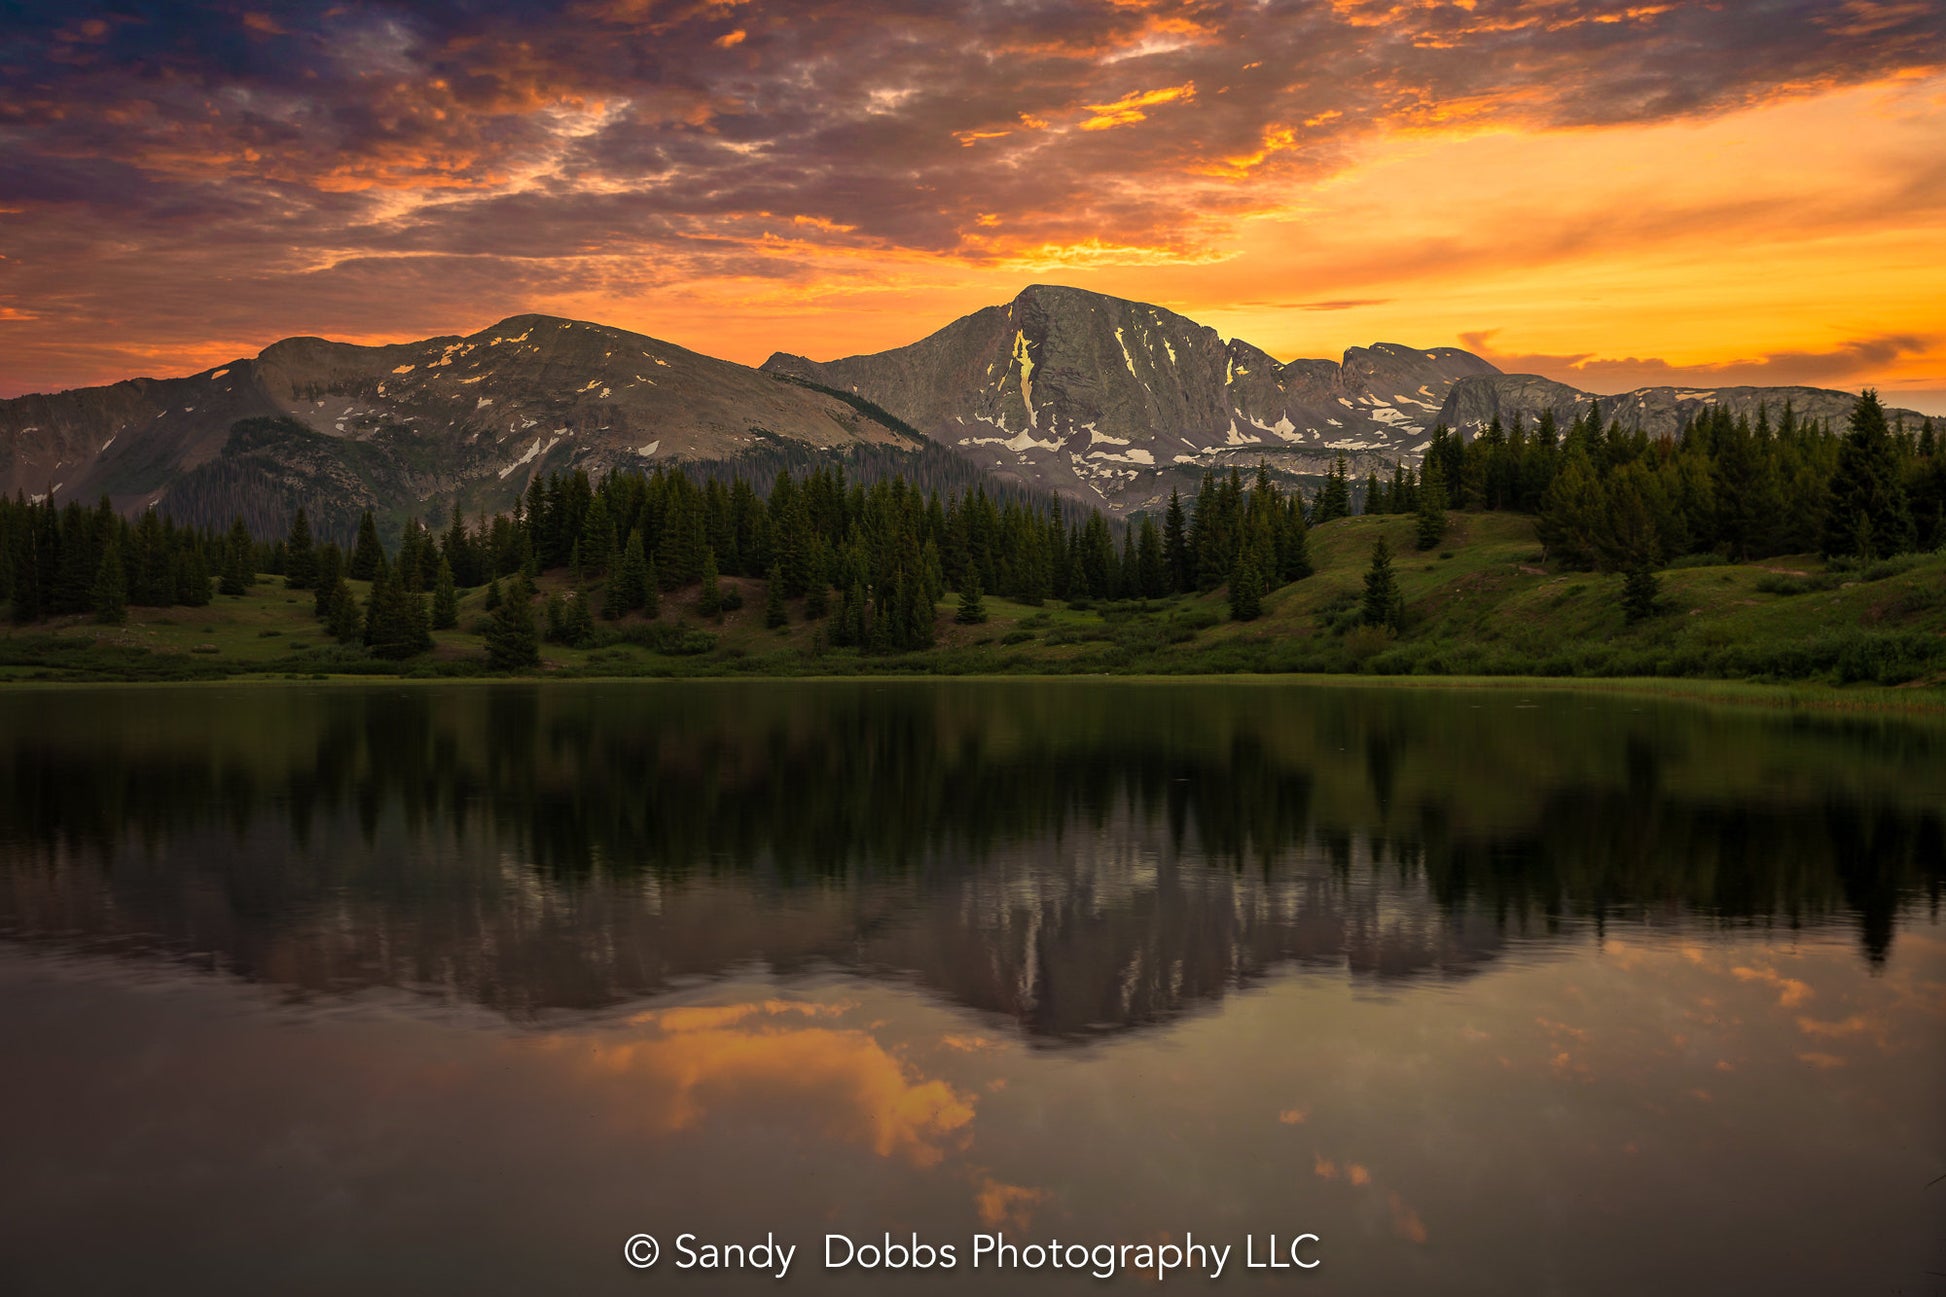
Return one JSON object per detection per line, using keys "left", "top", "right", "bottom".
{"left": 1278, "top": 498, "right": 1313, "bottom": 583}
{"left": 565, "top": 585, "right": 594, "bottom": 647}
{"left": 312, "top": 545, "right": 343, "bottom": 618}
{"left": 613, "top": 530, "right": 650, "bottom": 615}
{"left": 326, "top": 578, "right": 360, "bottom": 644}
{"left": 285, "top": 508, "right": 316, "bottom": 590}
{"left": 580, "top": 493, "right": 615, "bottom": 575}
{"left": 1228, "top": 554, "right": 1262, "bottom": 622}
{"left": 1415, "top": 460, "right": 1449, "bottom": 551}
{"left": 364, "top": 567, "right": 432, "bottom": 659}
{"left": 92, "top": 527, "right": 127, "bottom": 625}
{"left": 1137, "top": 517, "right": 1166, "bottom": 598}
{"left": 179, "top": 546, "right": 212, "bottom": 607}
{"left": 230, "top": 517, "right": 257, "bottom": 587}
{"left": 1162, "top": 489, "right": 1190, "bottom": 593}
{"left": 1313, "top": 457, "right": 1351, "bottom": 524}
{"left": 761, "top": 562, "right": 789, "bottom": 628}
{"left": 483, "top": 578, "right": 503, "bottom": 612}
{"left": 956, "top": 570, "right": 988, "bottom": 624}
{"left": 485, "top": 575, "right": 540, "bottom": 669}
{"left": 1622, "top": 563, "right": 1660, "bottom": 623}
{"left": 349, "top": 510, "right": 383, "bottom": 581}
{"left": 1823, "top": 390, "right": 1915, "bottom": 558}
{"left": 219, "top": 523, "right": 249, "bottom": 596}
{"left": 1361, "top": 538, "right": 1403, "bottom": 631}
{"left": 699, "top": 548, "right": 723, "bottom": 617}
{"left": 1537, "top": 456, "right": 1604, "bottom": 568}
{"left": 431, "top": 558, "right": 458, "bottom": 630}
{"left": 642, "top": 556, "right": 661, "bottom": 618}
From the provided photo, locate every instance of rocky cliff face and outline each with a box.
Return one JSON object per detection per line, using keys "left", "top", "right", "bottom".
{"left": 0, "top": 315, "right": 915, "bottom": 534}
{"left": 1436, "top": 375, "right": 1929, "bottom": 441}
{"left": 764, "top": 284, "right": 1500, "bottom": 512}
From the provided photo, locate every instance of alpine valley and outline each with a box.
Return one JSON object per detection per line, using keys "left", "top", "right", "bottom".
{"left": 2, "top": 285, "right": 1925, "bottom": 536}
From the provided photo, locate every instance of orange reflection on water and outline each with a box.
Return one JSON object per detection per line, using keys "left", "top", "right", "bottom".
{"left": 530, "top": 999, "right": 977, "bottom": 1166}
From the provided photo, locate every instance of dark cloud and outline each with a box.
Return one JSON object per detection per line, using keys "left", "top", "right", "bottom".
{"left": 0, "top": 0, "right": 1941, "bottom": 391}
{"left": 1459, "top": 330, "right": 1942, "bottom": 394}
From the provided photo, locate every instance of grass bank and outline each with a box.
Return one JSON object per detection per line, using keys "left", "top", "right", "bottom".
{"left": 6, "top": 513, "right": 1944, "bottom": 699}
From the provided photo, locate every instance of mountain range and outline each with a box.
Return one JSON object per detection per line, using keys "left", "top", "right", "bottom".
{"left": 2, "top": 285, "right": 1926, "bottom": 533}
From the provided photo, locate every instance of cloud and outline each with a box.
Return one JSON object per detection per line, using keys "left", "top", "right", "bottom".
{"left": 1458, "top": 330, "right": 1942, "bottom": 395}
{"left": 543, "top": 999, "right": 979, "bottom": 1166}
{"left": 0, "top": 0, "right": 1942, "bottom": 393}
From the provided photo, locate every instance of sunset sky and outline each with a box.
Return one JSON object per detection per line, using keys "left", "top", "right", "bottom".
{"left": 2, "top": 0, "right": 1943, "bottom": 411}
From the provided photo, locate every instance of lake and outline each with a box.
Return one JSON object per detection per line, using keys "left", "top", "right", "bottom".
{"left": 1, "top": 680, "right": 1941, "bottom": 1295}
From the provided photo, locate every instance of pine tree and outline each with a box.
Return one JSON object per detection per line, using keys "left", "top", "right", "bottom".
{"left": 1136, "top": 517, "right": 1166, "bottom": 598}
{"left": 349, "top": 510, "right": 383, "bottom": 581}
{"left": 231, "top": 517, "right": 257, "bottom": 587}
{"left": 484, "top": 575, "right": 540, "bottom": 668}
{"left": 1537, "top": 455, "right": 1604, "bottom": 568}
{"left": 431, "top": 558, "right": 458, "bottom": 630}
{"left": 364, "top": 566, "right": 432, "bottom": 659}
{"left": 699, "top": 548, "right": 723, "bottom": 617}
{"left": 326, "top": 578, "right": 361, "bottom": 643}
{"left": 312, "top": 545, "right": 343, "bottom": 618}
{"left": 1622, "top": 564, "right": 1660, "bottom": 624}
{"left": 483, "top": 578, "right": 503, "bottom": 612}
{"left": 956, "top": 570, "right": 988, "bottom": 624}
{"left": 580, "top": 493, "right": 615, "bottom": 576}
{"left": 178, "top": 545, "right": 212, "bottom": 607}
{"left": 219, "top": 520, "right": 250, "bottom": 596}
{"left": 1361, "top": 538, "right": 1403, "bottom": 631}
{"left": 1228, "top": 554, "right": 1262, "bottom": 621}
{"left": 1415, "top": 460, "right": 1449, "bottom": 551}
{"left": 1823, "top": 390, "right": 1915, "bottom": 558}
{"left": 764, "top": 562, "right": 789, "bottom": 628}
{"left": 1313, "top": 457, "right": 1351, "bottom": 524}
{"left": 564, "top": 585, "right": 594, "bottom": 647}
{"left": 92, "top": 527, "right": 127, "bottom": 625}
{"left": 1416, "top": 457, "right": 1447, "bottom": 549}
{"left": 1162, "top": 489, "right": 1190, "bottom": 593}
{"left": 603, "top": 529, "right": 646, "bottom": 618}
{"left": 284, "top": 508, "right": 316, "bottom": 590}
{"left": 642, "top": 556, "right": 661, "bottom": 618}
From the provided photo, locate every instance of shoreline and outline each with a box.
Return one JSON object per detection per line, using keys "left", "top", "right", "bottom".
{"left": 5, "top": 670, "right": 1943, "bottom": 715}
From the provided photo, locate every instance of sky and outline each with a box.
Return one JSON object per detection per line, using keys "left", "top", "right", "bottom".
{"left": 1, "top": 0, "right": 1943, "bottom": 412}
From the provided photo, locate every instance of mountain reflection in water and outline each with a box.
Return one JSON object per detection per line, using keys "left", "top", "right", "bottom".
{"left": 2, "top": 681, "right": 1944, "bottom": 1297}
{"left": 1, "top": 681, "right": 1939, "bottom": 1031}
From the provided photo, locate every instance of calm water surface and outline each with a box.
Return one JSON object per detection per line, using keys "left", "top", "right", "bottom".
{"left": 1, "top": 681, "right": 1941, "bottom": 1296}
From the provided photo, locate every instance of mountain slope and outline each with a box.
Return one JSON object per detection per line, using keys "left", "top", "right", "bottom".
{"left": 1436, "top": 375, "right": 1930, "bottom": 441}
{"left": 764, "top": 284, "right": 1499, "bottom": 512}
{"left": 1, "top": 315, "right": 917, "bottom": 537}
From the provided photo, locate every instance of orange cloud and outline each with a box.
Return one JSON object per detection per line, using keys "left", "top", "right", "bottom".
{"left": 1079, "top": 82, "right": 1196, "bottom": 130}
{"left": 975, "top": 1178, "right": 1049, "bottom": 1230}
{"left": 544, "top": 1000, "right": 977, "bottom": 1166}
{"left": 1732, "top": 966, "right": 1814, "bottom": 1008}
{"left": 1388, "top": 1190, "right": 1429, "bottom": 1244}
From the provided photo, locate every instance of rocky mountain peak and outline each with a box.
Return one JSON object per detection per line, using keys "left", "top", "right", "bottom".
{"left": 761, "top": 286, "right": 1499, "bottom": 512}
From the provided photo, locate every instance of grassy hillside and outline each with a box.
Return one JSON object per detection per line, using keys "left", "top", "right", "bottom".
{"left": 4, "top": 511, "right": 1943, "bottom": 694}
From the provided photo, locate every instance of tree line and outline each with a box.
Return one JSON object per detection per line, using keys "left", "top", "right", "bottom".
{"left": 3, "top": 390, "right": 1937, "bottom": 660}
{"left": 1349, "top": 391, "right": 1943, "bottom": 569}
